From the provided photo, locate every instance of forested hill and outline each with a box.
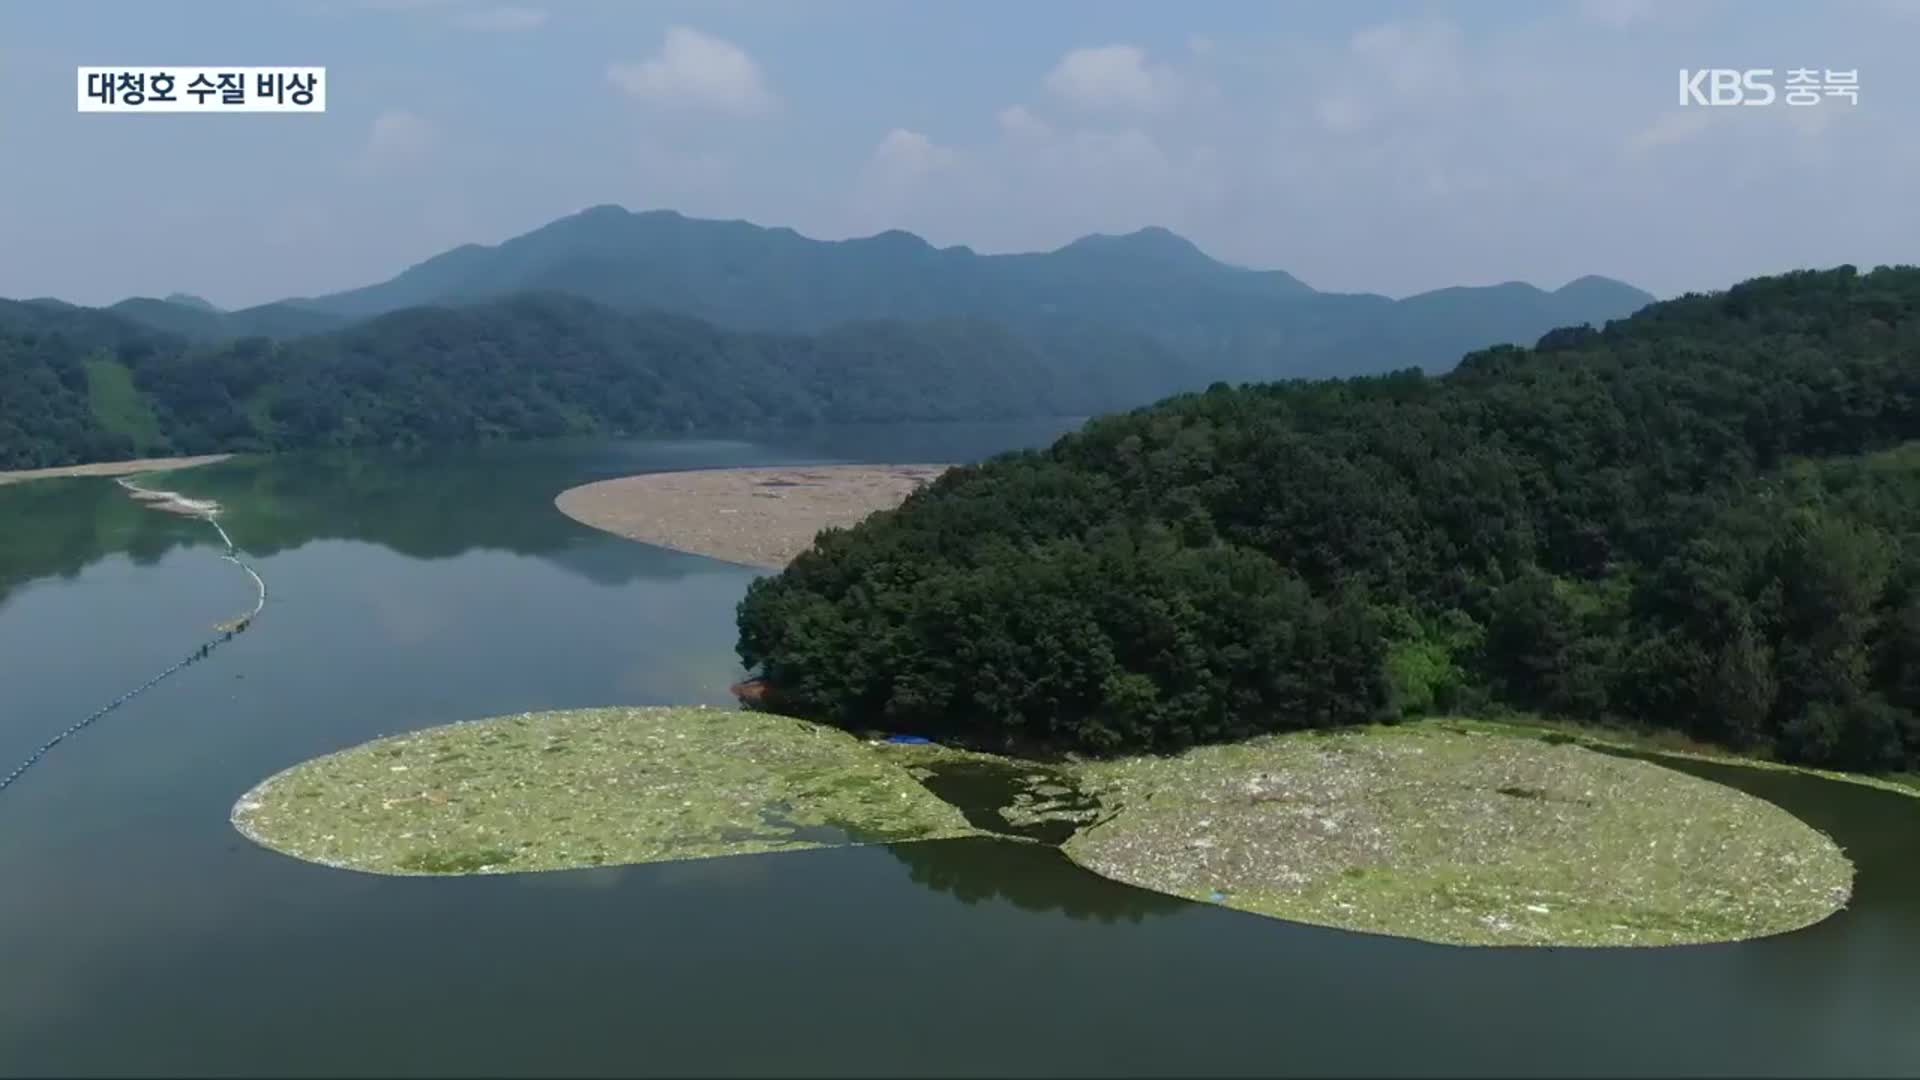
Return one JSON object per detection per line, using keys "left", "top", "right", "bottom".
{"left": 104, "top": 297, "right": 348, "bottom": 342}
{"left": 736, "top": 265, "right": 1920, "bottom": 771}
{"left": 0, "top": 292, "right": 1170, "bottom": 470}
{"left": 281, "top": 206, "right": 1654, "bottom": 380}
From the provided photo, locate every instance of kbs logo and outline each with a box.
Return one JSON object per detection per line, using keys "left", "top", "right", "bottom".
{"left": 1679, "top": 69, "right": 1859, "bottom": 107}
{"left": 1679, "top": 69, "right": 1774, "bottom": 106}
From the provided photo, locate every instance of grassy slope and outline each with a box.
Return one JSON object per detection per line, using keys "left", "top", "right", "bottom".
{"left": 83, "top": 357, "right": 164, "bottom": 453}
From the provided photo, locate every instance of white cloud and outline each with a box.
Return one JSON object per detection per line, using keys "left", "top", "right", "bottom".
{"left": 868, "top": 129, "right": 958, "bottom": 183}
{"left": 1300, "top": 19, "right": 1469, "bottom": 138}
{"left": 847, "top": 109, "right": 1215, "bottom": 255}
{"left": 607, "top": 26, "right": 776, "bottom": 115}
{"left": 356, "top": 109, "right": 436, "bottom": 176}
{"left": 452, "top": 6, "right": 547, "bottom": 31}
{"left": 850, "top": 129, "right": 966, "bottom": 237}
{"left": 1044, "top": 44, "right": 1180, "bottom": 111}
{"left": 1624, "top": 110, "right": 1713, "bottom": 155}
{"left": 996, "top": 104, "right": 1051, "bottom": 140}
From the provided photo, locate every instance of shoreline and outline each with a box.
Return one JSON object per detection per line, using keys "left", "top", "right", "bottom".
{"left": 0, "top": 453, "right": 232, "bottom": 487}
{"left": 554, "top": 464, "right": 953, "bottom": 569}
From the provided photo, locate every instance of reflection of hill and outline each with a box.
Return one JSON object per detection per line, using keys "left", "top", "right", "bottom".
{"left": 175, "top": 447, "right": 761, "bottom": 580}
{"left": 174, "top": 447, "right": 610, "bottom": 563}
{"left": 0, "top": 445, "right": 745, "bottom": 606}
{"left": 543, "top": 534, "right": 742, "bottom": 587}
{"left": 0, "top": 477, "right": 210, "bottom": 607}
{"left": 0, "top": 424, "right": 1074, "bottom": 605}
{"left": 884, "top": 836, "right": 1188, "bottom": 924}
{"left": 170, "top": 430, "right": 1079, "bottom": 569}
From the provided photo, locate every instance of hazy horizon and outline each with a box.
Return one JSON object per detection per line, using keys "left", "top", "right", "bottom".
{"left": 2, "top": 0, "right": 1913, "bottom": 308}
{"left": 35, "top": 205, "right": 1662, "bottom": 310}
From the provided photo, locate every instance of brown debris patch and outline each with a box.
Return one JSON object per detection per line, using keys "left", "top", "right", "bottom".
{"left": 554, "top": 464, "right": 952, "bottom": 569}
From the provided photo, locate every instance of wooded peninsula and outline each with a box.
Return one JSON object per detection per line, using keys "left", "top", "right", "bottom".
{"left": 738, "top": 266, "right": 1920, "bottom": 774}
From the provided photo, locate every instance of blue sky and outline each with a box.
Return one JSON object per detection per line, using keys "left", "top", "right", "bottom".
{"left": 1, "top": 0, "right": 1914, "bottom": 307}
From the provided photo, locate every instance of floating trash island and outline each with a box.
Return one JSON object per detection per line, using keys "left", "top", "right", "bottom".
{"left": 1064, "top": 724, "right": 1856, "bottom": 947}
{"left": 231, "top": 706, "right": 994, "bottom": 874}
{"left": 233, "top": 711, "right": 1856, "bottom": 948}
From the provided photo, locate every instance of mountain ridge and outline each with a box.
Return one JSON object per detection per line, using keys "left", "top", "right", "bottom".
{"left": 293, "top": 205, "right": 1647, "bottom": 310}
{"left": 0, "top": 264, "right": 1882, "bottom": 484}
{"left": 17, "top": 206, "right": 1658, "bottom": 391}
{"left": 260, "top": 204, "right": 1652, "bottom": 380}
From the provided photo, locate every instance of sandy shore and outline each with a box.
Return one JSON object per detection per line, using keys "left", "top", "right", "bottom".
{"left": 0, "top": 453, "right": 231, "bottom": 487}
{"left": 555, "top": 464, "right": 952, "bottom": 569}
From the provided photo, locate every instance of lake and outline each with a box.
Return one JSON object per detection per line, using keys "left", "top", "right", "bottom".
{"left": 2, "top": 421, "right": 1918, "bottom": 1077}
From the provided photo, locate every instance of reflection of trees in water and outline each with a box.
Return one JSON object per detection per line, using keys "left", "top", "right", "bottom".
{"left": 194, "top": 447, "right": 757, "bottom": 584}
{"left": 189, "top": 448, "right": 614, "bottom": 562}
{"left": 0, "top": 477, "right": 208, "bottom": 607}
{"left": 0, "top": 425, "right": 1071, "bottom": 605}
{"left": 0, "top": 446, "right": 744, "bottom": 605}
{"left": 884, "top": 836, "right": 1188, "bottom": 924}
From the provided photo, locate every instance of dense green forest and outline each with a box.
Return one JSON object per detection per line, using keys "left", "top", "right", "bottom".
{"left": 0, "top": 293, "right": 1144, "bottom": 471}
{"left": 737, "top": 265, "right": 1920, "bottom": 771}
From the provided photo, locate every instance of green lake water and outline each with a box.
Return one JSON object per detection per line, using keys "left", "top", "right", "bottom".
{"left": 1, "top": 420, "right": 1918, "bottom": 1076}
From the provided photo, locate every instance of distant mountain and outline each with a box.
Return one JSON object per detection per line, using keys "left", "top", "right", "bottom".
{"left": 0, "top": 291, "right": 1166, "bottom": 471}
{"left": 1552, "top": 274, "right": 1655, "bottom": 313}
{"left": 105, "top": 298, "right": 222, "bottom": 338}
{"left": 287, "top": 206, "right": 1655, "bottom": 379}
{"left": 1, "top": 207, "right": 1667, "bottom": 473}
{"left": 105, "top": 296, "right": 346, "bottom": 341}
{"left": 1375, "top": 279, "right": 1663, "bottom": 366}
{"left": 163, "top": 292, "right": 218, "bottom": 312}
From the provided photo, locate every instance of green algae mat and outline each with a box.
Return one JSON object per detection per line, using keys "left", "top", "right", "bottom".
{"left": 1063, "top": 724, "right": 1855, "bottom": 947}
{"left": 234, "top": 709, "right": 1855, "bottom": 950}
{"left": 232, "top": 706, "right": 985, "bottom": 874}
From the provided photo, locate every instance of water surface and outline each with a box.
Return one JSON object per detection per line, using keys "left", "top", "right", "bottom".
{"left": 1, "top": 420, "right": 1917, "bottom": 1077}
